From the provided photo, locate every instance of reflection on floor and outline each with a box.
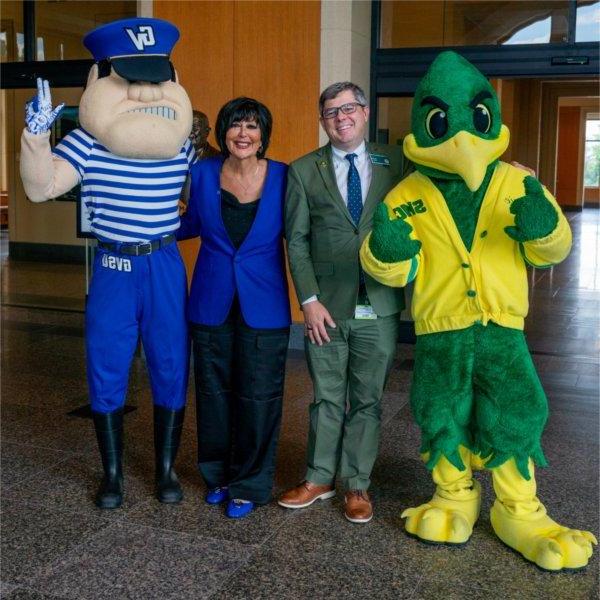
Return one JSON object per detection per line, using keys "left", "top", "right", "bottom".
{"left": 1, "top": 231, "right": 88, "bottom": 312}
{"left": 1, "top": 211, "right": 599, "bottom": 599}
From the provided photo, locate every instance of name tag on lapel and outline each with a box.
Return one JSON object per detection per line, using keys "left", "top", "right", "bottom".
{"left": 369, "top": 153, "right": 390, "bottom": 167}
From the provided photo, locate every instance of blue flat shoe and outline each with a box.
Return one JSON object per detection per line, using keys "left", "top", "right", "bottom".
{"left": 205, "top": 486, "right": 229, "bottom": 505}
{"left": 226, "top": 498, "right": 254, "bottom": 519}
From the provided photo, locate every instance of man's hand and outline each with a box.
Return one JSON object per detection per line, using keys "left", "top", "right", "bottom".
{"left": 25, "top": 78, "right": 65, "bottom": 135}
{"left": 178, "top": 200, "right": 187, "bottom": 216}
{"left": 302, "top": 300, "right": 336, "bottom": 346}
{"left": 369, "top": 203, "right": 421, "bottom": 263}
{"left": 505, "top": 176, "right": 558, "bottom": 242}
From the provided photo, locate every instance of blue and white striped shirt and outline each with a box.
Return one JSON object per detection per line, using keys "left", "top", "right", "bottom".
{"left": 53, "top": 128, "right": 195, "bottom": 243}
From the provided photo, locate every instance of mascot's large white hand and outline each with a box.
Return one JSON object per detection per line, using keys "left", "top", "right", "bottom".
{"left": 25, "top": 78, "right": 64, "bottom": 135}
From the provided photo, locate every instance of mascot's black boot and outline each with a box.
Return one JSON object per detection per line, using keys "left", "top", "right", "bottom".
{"left": 154, "top": 405, "right": 185, "bottom": 504}
{"left": 92, "top": 409, "right": 124, "bottom": 509}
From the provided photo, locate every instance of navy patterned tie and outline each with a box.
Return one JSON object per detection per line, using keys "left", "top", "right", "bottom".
{"left": 345, "top": 153, "right": 367, "bottom": 300}
{"left": 345, "top": 153, "right": 363, "bottom": 225}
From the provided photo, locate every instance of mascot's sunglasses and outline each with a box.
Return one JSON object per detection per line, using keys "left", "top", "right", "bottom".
{"left": 97, "top": 58, "right": 176, "bottom": 84}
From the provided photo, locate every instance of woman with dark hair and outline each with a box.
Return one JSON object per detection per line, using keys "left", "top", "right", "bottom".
{"left": 178, "top": 97, "right": 291, "bottom": 518}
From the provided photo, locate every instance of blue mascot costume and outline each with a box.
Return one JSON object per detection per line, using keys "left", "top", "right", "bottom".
{"left": 20, "top": 18, "right": 195, "bottom": 508}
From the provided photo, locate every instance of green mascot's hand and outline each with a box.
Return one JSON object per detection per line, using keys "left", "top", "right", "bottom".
{"left": 504, "top": 176, "right": 558, "bottom": 242}
{"left": 369, "top": 203, "right": 422, "bottom": 263}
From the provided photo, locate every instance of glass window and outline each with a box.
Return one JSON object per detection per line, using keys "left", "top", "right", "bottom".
{"left": 576, "top": 0, "right": 600, "bottom": 42}
{"left": 35, "top": 0, "right": 136, "bottom": 61}
{"left": 1, "top": 1, "right": 24, "bottom": 62}
{"left": 584, "top": 117, "right": 600, "bottom": 187}
{"left": 1, "top": 0, "right": 137, "bottom": 63}
{"left": 380, "top": 1, "right": 570, "bottom": 48}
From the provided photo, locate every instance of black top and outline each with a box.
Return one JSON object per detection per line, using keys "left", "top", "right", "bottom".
{"left": 220, "top": 188, "right": 260, "bottom": 250}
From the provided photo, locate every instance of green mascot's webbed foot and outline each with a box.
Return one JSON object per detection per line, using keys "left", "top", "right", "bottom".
{"left": 369, "top": 203, "right": 422, "bottom": 263}
{"left": 402, "top": 449, "right": 482, "bottom": 545}
{"left": 490, "top": 458, "right": 597, "bottom": 571}
{"left": 491, "top": 502, "right": 597, "bottom": 571}
{"left": 402, "top": 482, "right": 481, "bottom": 545}
{"left": 504, "top": 176, "right": 558, "bottom": 242}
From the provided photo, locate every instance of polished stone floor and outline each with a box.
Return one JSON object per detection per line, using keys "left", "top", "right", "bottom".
{"left": 1, "top": 211, "right": 599, "bottom": 599}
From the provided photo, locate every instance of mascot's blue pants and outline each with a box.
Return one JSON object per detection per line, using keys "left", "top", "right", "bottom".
{"left": 85, "top": 242, "right": 189, "bottom": 414}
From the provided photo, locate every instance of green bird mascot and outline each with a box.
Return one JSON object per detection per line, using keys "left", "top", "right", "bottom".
{"left": 360, "top": 51, "right": 596, "bottom": 571}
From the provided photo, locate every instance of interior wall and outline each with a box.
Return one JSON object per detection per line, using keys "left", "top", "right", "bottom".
{"left": 485, "top": 80, "right": 600, "bottom": 209}
{"left": 8, "top": 87, "right": 86, "bottom": 247}
{"left": 494, "top": 78, "right": 543, "bottom": 172}
{"left": 539, "top": 81, "right": 599, "bottom": 205}
{"left": 511, "top": 79, "right": 543, "bottom": 172}
{"left": 319, "top": 0, "right": 371, "bottom": 147}
{"left": 556, "top": 105, "right": 582, "bottom": 207}
{"left": 1, "top": 90, "right": 7, "bottom": 192}
{"left": 155, "top": 0, "right": 321, "bottom": 165}
{"left": 155, "top": 0, "right": 321, "bottom": 322}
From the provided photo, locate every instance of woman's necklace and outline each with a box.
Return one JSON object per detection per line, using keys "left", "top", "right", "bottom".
{"left": 224, "top": 162, "right": 260, "bottom": 193}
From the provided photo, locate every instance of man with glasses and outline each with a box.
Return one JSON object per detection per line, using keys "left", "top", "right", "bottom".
{"left": 279, "top": 82, "right": 408, "bottom": 522}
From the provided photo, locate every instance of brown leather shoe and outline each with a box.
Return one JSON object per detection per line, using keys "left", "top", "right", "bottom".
{"left": 278, "top": 481, "right": 335, "bottom": 509}
{"left": 344, "top": 490, "right": 373, "bottom": 523}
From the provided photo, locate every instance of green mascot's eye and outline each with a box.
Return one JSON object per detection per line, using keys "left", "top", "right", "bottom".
{"left": 473, "top": 103, "right": 491, "bottom": 133}
{"left": 425, "top": 108, "right": 448, "bottom": 139}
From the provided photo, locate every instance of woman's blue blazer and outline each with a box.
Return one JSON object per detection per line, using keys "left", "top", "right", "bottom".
{"left": 177, "top": 156, "right": 291, "bottom": 329}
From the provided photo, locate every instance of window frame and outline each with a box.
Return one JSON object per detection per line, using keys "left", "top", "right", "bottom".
{"left": 584, "top": 116, "right": 600, "bottom": 187}
{"left": 1, "top": 0, "right": 129, "bottom": 89}
{"left": 369, "top": 0, "right": 600, "bottom": 139}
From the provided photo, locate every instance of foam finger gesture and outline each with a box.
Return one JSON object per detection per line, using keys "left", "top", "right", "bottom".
{"left": 25, "top": 78, "right": 65, "bottom": 135}
{"left": 369, "top": 203, "right": 421, "bottom": 263}
{"left": 504, "top": 176, "right": 558, "bottom": 242}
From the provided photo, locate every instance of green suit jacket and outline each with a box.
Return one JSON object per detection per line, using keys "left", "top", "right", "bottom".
{"left": 285, "top": 141, "right": 408, "bottom": 319}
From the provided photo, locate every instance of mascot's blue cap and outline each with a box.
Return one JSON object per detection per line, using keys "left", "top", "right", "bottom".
{"left": 83, "top": 18, "right": 180, "bottom": 83}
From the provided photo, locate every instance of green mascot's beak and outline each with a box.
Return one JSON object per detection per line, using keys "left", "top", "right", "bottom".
{"left": 407, "top": 51, "right": 509, "bottom": 192}
{"left": 404, "top": 125, "right": 509, "bottom": 192}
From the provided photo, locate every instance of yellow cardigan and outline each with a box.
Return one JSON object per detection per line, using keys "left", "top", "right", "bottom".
{"left": 360, "top": 162, "right": 572, "bottom": 335}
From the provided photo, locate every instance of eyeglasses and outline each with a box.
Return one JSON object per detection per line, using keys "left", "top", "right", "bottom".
{"left": 321, "top": 102, "right": 365, "bottom": 120}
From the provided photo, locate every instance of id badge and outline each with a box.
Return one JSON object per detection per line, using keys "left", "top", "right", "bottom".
{"left": 354, "top": 304, "right": 377, "bottom": 320}
{"left": 369, "top": 153, "right": 390, "bottom": 167}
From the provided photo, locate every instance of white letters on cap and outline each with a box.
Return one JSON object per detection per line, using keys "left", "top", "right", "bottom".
{"left": 125, "top": 26, "right": 156, "bottom": 51}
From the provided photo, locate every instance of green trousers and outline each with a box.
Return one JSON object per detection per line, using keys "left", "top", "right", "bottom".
{"left": 411, "top": 322, "right": 548, "bottom": 479}
{"left": 304, "top": 314, "right": 400, "bottom": 490}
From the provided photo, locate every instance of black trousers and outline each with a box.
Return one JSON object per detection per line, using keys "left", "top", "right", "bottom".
{"left": 191, "top": 300, "right": 289, "bottom": 504}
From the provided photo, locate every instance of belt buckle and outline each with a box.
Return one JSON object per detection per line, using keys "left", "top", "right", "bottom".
{"left": 136, "top": 242, "right": 153, "bottom": 256}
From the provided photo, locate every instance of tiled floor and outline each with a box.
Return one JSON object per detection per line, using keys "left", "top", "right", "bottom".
{"left": 1, "top": 211, "right": 598, "bottom": 599}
